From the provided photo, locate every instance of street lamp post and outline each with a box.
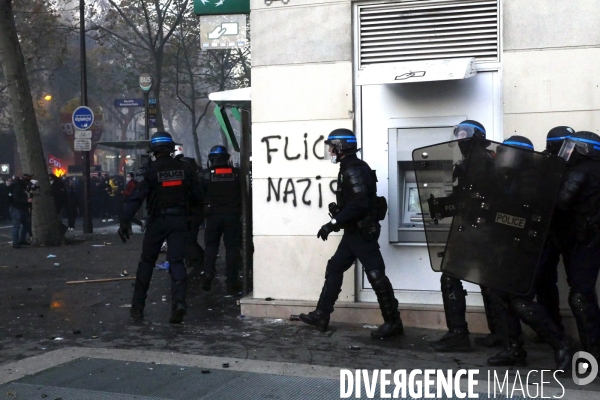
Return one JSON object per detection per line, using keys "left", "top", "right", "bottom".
{"left": 80, "top": 0, "right": 92, "bottom": 234}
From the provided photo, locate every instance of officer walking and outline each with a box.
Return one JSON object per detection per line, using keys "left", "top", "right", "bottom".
{"left": 173, "top": 146, "right": 206, "bottom": 279}
{"left": 487, "top": 136, "right": 574, "bottom": 370}
{"left": 118, "top": 131, "right": 203, "bottom": 324}
{"left": 555, "top": 131, "right": 600, "bottom": 359}
{"left": 299, "top": 129, "right": 404, "bottom": 339}
{"left": 429, "top": 120, "right": 502, "bottom": 352}
{"left": 201, "top": 145, "right": 243, "bottom": 294}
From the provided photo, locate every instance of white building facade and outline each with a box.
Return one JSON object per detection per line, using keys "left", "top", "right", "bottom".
{"left": 242, "top": 0, "right": 600, "bottom": 333}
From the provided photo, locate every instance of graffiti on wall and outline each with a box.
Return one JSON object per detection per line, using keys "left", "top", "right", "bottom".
{"left": 262, "top": 133, "right": 336, "bottom": 208}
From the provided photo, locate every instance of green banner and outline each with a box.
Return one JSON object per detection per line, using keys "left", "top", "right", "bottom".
{"left": 214, "top": 105, "right": 240, "bottom": 152}
{"left": 194, "top": 0, "right": 250, "bottom": 16}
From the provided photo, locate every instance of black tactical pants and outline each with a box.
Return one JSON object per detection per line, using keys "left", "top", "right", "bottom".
{"left": 204, "top": 214, "right": 241, "bottom": 283}
{"left": 186, "top": 213, "right": 205, "bottom": 273}
{"left": 132, "top": 214, "right": 188, "bottom": 310}
{"left": 318, "top": 230, "right": 386, "bottom": 314}
{"left": 535, "top": 240, "right": 568, "bottom": 331}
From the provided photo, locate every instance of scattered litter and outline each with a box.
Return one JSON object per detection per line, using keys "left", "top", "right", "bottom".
{"left": 53, "top": 263, "right": 60, "bottom": 267}
{"left": 224, "top": 295, "right": 233, "bottom": 298}
{"left": 265, "top": 297, "right": 274, "bottom": 301}
{"left": 242, "top": 333, "right": 250, "bottom": 337}
{"left": 41, "top": 394, "right": 48, "bottom": 398}
{"left": 0, "top": 266, "right": 8, "bottom": 268}
{"left": 148, "top": 368, "right": 153, "bottom": 371}
{"left": 91, "top": 335, "right": 98, "bottom": 339}
{"left": 104, "top": 242, "right": 112, "bottom": 245}
{"left": 72, "top": 330, "right": 81, "bottom": 335}
{"left": 105, "top": 303, "right": 110, "bottom": 306}
{"left": 155, "top": 261, "right": 170, "bottom": 270}
{"left": 363, "top": 325, "right": 378, "bottom": 329}
{"left": 14, "top": 334, "right": 22, "bottom": 338}
{"left": 53, "top": 337, "right": 64, "bottom": 341}
{"left": 91, "top": 245, "right": 105, "bottom": 247}
{"left": 222, "top": 363, "right": 229, "bottom": 368}
{"left": 349, "top": 345, "right": 361, "bottom": 350}
{"left": 47, "top": 255, "right": 57, "bottom": 258}
{"left": 180, "top": 368, "right": 185, "bottom": 371}
{"left": 66, "top": 277, "right": 136, "bottom": 285}
{"left": 265, "top": 318, "right": 283, "bottom": 324}
{"left": 162, "top": 295, "right": 167, "bottom": 302}
{"left": 119, "top": 304, "right": 131, "bottom": 308}
{"left": 120, "top": 270, "right": 128, "bottom": 277}
{"left": 290, "top": 315, "right": 300, "bottom": 321}
{"left": 207, "top": 308, "right": 213, "bottom": 311}
{"left": 201, "top": 369, "right": 211, "bottom": 374}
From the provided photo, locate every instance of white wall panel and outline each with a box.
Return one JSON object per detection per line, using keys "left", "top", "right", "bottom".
{"left": 252, "top": 62, "right": 353, "bottom": 123}
{"left": 503, "top": 49, "right": 600, "bottom": 115}
{"left": 253, "top": 235, "right": 355, "bottom": 301}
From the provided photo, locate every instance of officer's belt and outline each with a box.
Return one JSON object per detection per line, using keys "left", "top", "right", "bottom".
{"left": 158, "top": 206, "right": 186, "bottom": 216}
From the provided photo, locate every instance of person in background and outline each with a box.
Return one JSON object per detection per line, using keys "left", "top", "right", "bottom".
{"left": 122, "top": 172, "right": 144, "bottom": 233}
{"left": 7, "top": 175, "right": 32, "bottom": 248}
{"left": 66, "top": 178, "right": 79, "bottom": 231}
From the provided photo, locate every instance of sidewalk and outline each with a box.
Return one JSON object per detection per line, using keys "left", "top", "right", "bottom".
{"left": 0, "top": 225, "right": 598, "bottom": 398}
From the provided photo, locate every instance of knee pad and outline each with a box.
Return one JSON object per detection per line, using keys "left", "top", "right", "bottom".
{"left": 441, "top": 274, "right": 466, "bottom": 295}
{"left": 569, "top": 291, "right": 597, "bottom": 313}
{"left": 365, "top": 269, "right": 384, "bottom": 284}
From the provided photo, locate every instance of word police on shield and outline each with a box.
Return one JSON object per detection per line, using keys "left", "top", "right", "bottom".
{"left": 72, "top": 106, "right": 94, "bottom": 130}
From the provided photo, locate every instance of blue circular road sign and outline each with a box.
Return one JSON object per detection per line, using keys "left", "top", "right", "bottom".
{"left": 72, "top": 106, "right": 95, "bottom": 130}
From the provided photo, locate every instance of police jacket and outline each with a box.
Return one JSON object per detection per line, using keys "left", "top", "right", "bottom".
{"left": 554, "top": 158, "right": 600, "bottom": 243}
{"left": 333, "top": 154, "right": 377, "bottom": 227}
{"left": 202, "top": 165, "right": 242, "bottom": 215}
{"left": 6, "top": 180, "right": 29, "bottom": 210}
{"left": 121, "top": 155, "right": 203, "bottom": 220}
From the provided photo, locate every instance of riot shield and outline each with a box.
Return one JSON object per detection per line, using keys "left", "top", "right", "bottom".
{"left": 441, "top": 140, "right": 567, "bottom": 295}
{"left": 412, "top": 140, "right": 468, "bottom": 271}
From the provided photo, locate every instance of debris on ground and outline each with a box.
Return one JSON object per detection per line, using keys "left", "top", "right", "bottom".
{"left": 290, "top": 315, "right": 300, "bottom": 321}
{"left": 222, "top": 363, "right": 229, "bottom": 368}
{"left": 155, "top": 261, "right": 170, "bottom": 270}
{"left": 66, "top": 277, "right": 136, "bottom": 285}
{"left": 120, "top": 270, "right": 128, "bottom": 277}
{"left": 47, "top": 255, "right": 57, "bottom": 258}
{"left": 349, "top": 345, "right": 361, "bottom": 350}
{"left": 362, "top": 325, "right": 378, "bottom": 329}
{"left": 53, "top": 263, "right": 60, "bottom": 267}
{"left": 201, "top": 369, "right": 211, "bottom": 374}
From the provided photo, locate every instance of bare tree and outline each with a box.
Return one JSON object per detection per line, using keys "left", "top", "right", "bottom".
{"left": 0, "top": 0, "right": 64, "bottom": 245}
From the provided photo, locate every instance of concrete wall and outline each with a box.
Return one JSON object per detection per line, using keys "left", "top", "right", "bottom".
{"left": 502, "top": 0, "right": 600, "bottom": 149}
{"left": 251, "top": 0, "right": 355, "bottom": 301}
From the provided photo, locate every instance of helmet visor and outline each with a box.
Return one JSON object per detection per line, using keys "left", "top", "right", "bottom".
{"left": 558, "top": 139, "right": 576, "bottom": 162}
{"left": 452, "top": 125, "right": 477, "bottom": 140}
{"left": 323, "top": 143, "right": 335, "bottom": 160}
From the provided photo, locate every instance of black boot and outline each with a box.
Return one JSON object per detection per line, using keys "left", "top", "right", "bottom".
{"left": 568, "top": 291, "right": 600, "bottom": 352}
{"left": 130, "top": 306, "right": 144, "bottom": 321}
{"left": 226, "top": 280, "right": 242, "bottom": 295}
{"left": 488, "top": 339, "right": 527, "bottom": 366}
{"left": 367, "top": 270, "right": 404, "bottom": 339}
{"left": 169, "top": 302, "right": 186, "bottom": 324}
{"left": 299, "top": 309, "right": 330, "bottom": 332}
{"left": 475, "top": 286, "right": 503, "bottom": 347}
{"left": 512, "top": 297, "right": 575, "bottom": 370}
{"left": 202, "top": 272, "right": 214, "bottom": 292}
{"left": 429, "top": 328, "right": 471, "bottom": 352}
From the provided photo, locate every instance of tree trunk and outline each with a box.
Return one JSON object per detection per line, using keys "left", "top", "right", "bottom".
{"left": 0, "top": 0, "right": 63, "bottom": 246}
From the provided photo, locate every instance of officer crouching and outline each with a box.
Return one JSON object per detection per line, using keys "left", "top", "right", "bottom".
{"left": 300, "top": 129, "right": 404, "bottom": 339}
{"left": 118, "top": 132, "right": 203, "bottom": 324}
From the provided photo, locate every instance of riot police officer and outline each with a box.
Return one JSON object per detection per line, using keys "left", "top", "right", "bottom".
{"left": 299, "top": 129, "right": 404, "bottom": 339}
{"left": 173, "top": 146, "right": 205, "bottom": 279}
{"left": 119, "top": 131, "right": 203, "bottom": 324}
{"left": 487, "top": 135, "right": 574, "bottom": 370}
{"left": 535, "top": 126, "right": 575, "bottom": 332}
{"left": 430, "top": 120, "right": 502, "bottom": 352}
{"left": 555, "top": 131, "right": 600, "bottom": 359}
{"left": 202, "top": 145, "right": 243, "bottom": 294}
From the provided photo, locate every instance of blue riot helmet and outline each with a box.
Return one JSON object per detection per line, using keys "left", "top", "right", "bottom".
{"left": 546, "top": 126, "right": 574, "bottom": 156}
{"left": 558, "top": 131, "right": 600, "bottom": 163}
{"left": 503, "top": 135, "right": 534, "bottom": 150}
{"left": 208, "top": 145, "right": 230, "bottom": 168}
{"left": 324, "top": 128, "right": 358, "bottom": 164}
{"left": 452, "top": 120, "right": 486, "bottom": 140}
{"left": 149, "top": 131, "right": 175, "bottom": 155}
{"left": 495, "top": 135, "right": 535, "bottom": 172}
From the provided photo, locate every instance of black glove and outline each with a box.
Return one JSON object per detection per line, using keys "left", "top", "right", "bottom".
{"left": 317, "top": 222, "right": 335, "bottom": 241}
{"left": 118, "top": 220, "right": 130, "bottom": 243}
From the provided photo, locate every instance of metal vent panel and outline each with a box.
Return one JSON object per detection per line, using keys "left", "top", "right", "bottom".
{"left": 358, "top": 0, "right": 499, "bottom": 67}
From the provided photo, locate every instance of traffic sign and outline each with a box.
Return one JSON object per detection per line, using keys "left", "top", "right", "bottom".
{"left": 114, "top": 99, "right": 144, "bottom": 107}
{"left": 139, "top": 73, "right": 153, "bottom": 92}
{"left": 72, "top": 106, "right": 94, "bottom": 130}
{"left": 74, "top": 139, "right": 92, "bottom": 151}
{"left": 74, "top": 130, "right": 92, "bottom": 139}
{"left": 194, "top": 0, "right": 249, "bottom": 15}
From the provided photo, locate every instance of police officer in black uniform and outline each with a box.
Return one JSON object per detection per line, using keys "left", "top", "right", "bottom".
{"left": 173, "top": 146, "right": 206, "bottom": 279}
{"left": 119, "top": 131, "right": 203, "bottom": 324}
{"left": 534, "top": 126, "right": 575, "bottom": 332}
{"left": 487, "top": 136, "right": 574, "bottom": 369}
{"left": 202, "top": 145, "right": 243, "bottom": 294}
{"left": 430, "top": 120, "right": 503, "bottom": 352}
{"left": 555, "top": 131, "right": 600, "bottom": 359}
{"left": 299, "top": 129, "right": 404, "bottom": 339}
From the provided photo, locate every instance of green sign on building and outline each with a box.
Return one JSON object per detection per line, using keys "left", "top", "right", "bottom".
{"left": 194, "top": 0, "right": 250, "bottom": 16}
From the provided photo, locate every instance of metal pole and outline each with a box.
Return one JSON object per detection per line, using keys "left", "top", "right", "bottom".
{"left": 144, "top": 92, "right": 149, "bottom": 140}
{"left": 80, "top": 0, "right": 92, "bottom": 234}
{"left": 240, "top": 108, "right": 252, "bottom": 295}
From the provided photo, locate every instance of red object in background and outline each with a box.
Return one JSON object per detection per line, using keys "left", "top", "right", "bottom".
{"left": 53, "top": 167, "right": 66, "bottom": 177}
{"left": 48, "top": 155, "right": 63, "bottom": 169}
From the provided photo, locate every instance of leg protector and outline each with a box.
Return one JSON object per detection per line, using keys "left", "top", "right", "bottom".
{"left": 366, "top": 270, "right": 403, "bottom": 339}
{"left": 568, "top": 290, "right": 600, "bottom": 352}
{"left": 440, "top": 274, "right": 468, "bottom": 332}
